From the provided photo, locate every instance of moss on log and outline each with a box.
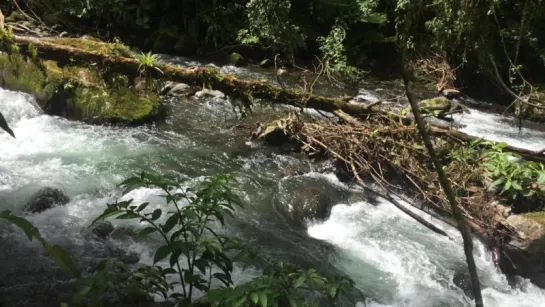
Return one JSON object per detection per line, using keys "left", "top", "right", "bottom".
{"left": 7, "top": 35, "right": 379, "bottom": 117}
{"left": 3, "top": 34, "right": 545, "bottom": 163}
{"left": 0, "top": 34, "right": 161, "bottom": 124}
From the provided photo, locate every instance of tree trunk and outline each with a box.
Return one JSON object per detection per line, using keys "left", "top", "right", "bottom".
{"left": 401, "top": 50, "right": 485, "bottom": 307}
{"left": 4, "top": 35, "right": 545, "bottom": 165}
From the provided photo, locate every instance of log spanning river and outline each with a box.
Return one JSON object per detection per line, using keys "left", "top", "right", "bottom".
{"left": 1, "top": 64, "right": 545, "bottom": 306}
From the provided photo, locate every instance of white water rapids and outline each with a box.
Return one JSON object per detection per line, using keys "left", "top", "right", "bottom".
{"left": 1, "top": 86, "right": 545, "bottom": 306}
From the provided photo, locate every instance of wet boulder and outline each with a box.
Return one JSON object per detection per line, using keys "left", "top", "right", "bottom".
{"left": 91, "top": 221, "right": 115, "bottom": 240}
{"left": 253, "top": 121, "right": 290, "bottom": 146}
{"left": 287, "top": 187, "right": 332, "bottom": 228}
{"left": 161, "top": 81, "right": 194, "bottom": 97}
{"left": 500, "top": 214, "right": 545, "bottom": 288}
{"left": 251, "top": 114, "right": 302, "bottom": 150}
{"left": 194, "top": 89, "right": 226, "bottom": 100}
{"left": 452, "top": 271, "right": 474, "bottom": 299}
{"left": 24, "top": 187, "right": 70, "bottom": 214}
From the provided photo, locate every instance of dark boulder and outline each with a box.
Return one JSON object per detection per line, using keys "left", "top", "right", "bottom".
{"left": 24, "top": 187, "right": 70, "bottom": 214}
{"left": 452, "top": 271, "right": 474, "bottom": 299}
{"left": 287, "top": 187, "right": 332, "bottom": 228}
{"left": 91, "top": 221, "right": 115, "bottom": 240}
{"left": 499, "top": 214, "right": 545, "bottom": 289}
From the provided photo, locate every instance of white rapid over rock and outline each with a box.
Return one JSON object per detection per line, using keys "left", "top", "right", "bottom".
{"left": 308, "top": 106, "right": 545, "bottom": 306}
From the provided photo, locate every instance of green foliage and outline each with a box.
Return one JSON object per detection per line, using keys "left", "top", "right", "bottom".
{"left": 482, "top": 142, "right": 545, "bottom": 203}
{"left": 204, "top": 262, "right": 358, "bottom": 307}
{"left": 0, "top": 171, "right": 359, "bottom": 305}
{"left": 80, "top": 172, "right": 359, "bottom": 305}
{"left": 317, "top": 22, "right": 363, "bottom": 81}
{"left": 448, "top": 139, "right": 545, "bottom": 207}
{"left": 239, "top": 0, "right": 306, "bottom": 63}
{"left": 135, "top": 50, "right": 162, "bottom": 76}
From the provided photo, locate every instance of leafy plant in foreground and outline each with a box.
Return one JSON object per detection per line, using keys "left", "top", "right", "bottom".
{"left": 83, "top": 172, "right": 359, "bottom": 306}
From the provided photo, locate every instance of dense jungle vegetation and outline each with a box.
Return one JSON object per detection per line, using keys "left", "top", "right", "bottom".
{"left": 3, "top": 0, "right": 545, "bottom": 105}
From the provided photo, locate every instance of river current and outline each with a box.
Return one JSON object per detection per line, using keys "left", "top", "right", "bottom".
{"left": 1, "top": 76, "right": 545, "bottom": 306}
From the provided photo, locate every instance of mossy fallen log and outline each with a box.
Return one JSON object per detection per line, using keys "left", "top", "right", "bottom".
{"left": 8, "top": 35, "right": 378, "bottom": 117}
{"left": 4, "top": 34, "right": 545, "bottom": 163}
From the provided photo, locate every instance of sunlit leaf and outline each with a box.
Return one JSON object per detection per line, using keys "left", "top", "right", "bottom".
{"left": 251, "top": 292, "right": 259, "bottom": 304}
{"left": 259, "top": 292, "right": 268, "bottom": 307}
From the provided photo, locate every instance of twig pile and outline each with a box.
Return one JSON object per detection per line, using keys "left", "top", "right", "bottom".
{"left": 285, "top": 112, "right": 501, "bottom": 235}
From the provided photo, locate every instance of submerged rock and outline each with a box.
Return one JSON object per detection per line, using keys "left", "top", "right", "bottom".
{"left": 500, "top": 214, "right": 545, "bottom": 288}
{"left": 288, "top": 187, "right": 332, "bottom": 227}
{"left": 91, "top": 221, "right": 115, "bottom": 240}
{"left": 24, "top": 187, "right": 70, "bottom": 214}
{"left": 452, "top": 271, "right": 474, "bottom": 299}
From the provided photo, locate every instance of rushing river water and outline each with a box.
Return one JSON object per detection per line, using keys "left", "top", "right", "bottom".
{"left": 1, "top": 75, "right": 545, "bottom": 306}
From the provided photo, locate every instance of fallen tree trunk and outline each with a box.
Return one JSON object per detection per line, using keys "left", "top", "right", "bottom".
{"left": 8, "top": 35, "right": 379, "bottom": 116}
{"left": 5, "top": 35, "right": 545, "bottom": 163}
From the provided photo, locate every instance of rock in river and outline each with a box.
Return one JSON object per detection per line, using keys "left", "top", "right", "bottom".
{"left": 24, "top": 187, "right": 70, "bottom": 214}
{"left": 194, "top": 88, "right": 226, "bottom": 100}
{"left": 91, "top": 221, "right": 115, "bottom": 240}
{"left": 500, "top": 214, "right": 545, "bottom": 289}
{"left": 287, "top": 187, "right": 332, "bottom": 228}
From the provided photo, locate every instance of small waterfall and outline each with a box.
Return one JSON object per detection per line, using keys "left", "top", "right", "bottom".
{"left": 308, "top": 198, "right": 545, "bottom": 306}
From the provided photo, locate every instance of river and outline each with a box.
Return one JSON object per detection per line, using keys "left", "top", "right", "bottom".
{"left": 1, "top": 71, "right": 545, "bottom": 306}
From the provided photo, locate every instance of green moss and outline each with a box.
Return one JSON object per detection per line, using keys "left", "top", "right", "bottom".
{"left": 71, "top": 85, "right": 159, "bottom": 122}
{"left": 0, "top": 52, "right": 160, "bottom": 124}
{"left": 41, "top": 37, "right": 134, "bottom": 57}
{"left": 523, "top": 212, "right": 545, "bottom": 225}
{"left": 0, "top": 54, "right": 55, "bottom": 101}
{"left": 228, "top": 52, "right": 246, "bottom": 66}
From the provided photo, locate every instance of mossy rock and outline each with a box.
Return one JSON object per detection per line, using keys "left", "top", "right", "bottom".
{"left": 5, "top": 11, "right": 26, "bottom": 23}
{"left": 402, "top": 96, "right": 465, "bottom": 119}
{"left": 0, "top": 53, "right": 161, "bottom": 124}
{"left": 228, "top": 52, "right": 246, "bottom": 67}
{"left": 523, "top": 212, "right": 545, "bottom": 226}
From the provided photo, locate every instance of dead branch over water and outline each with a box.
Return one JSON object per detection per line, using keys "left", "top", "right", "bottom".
{"left": 283, "top": 112, "right": 505, "bottom": 239}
